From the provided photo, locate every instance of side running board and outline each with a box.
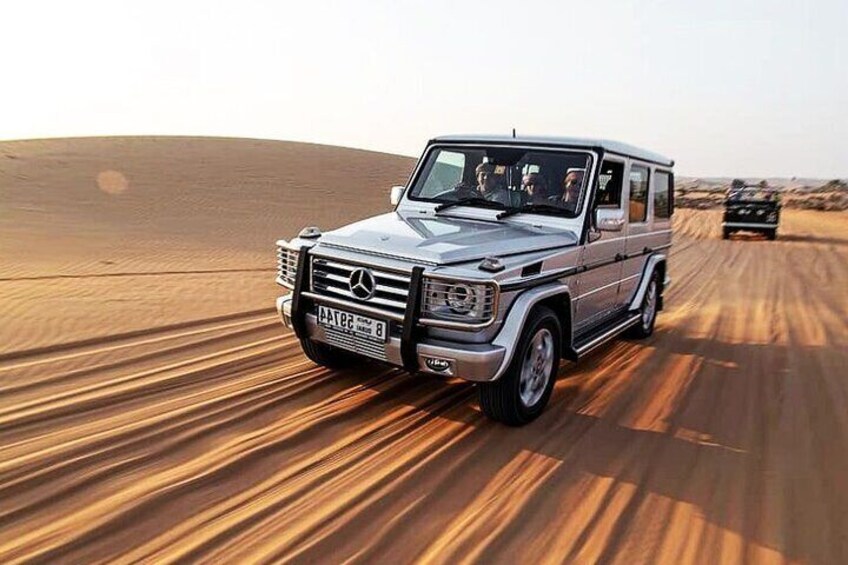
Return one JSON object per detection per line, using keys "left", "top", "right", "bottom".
{"left": 571, "top": 313, "right": 641, "bottom": 358}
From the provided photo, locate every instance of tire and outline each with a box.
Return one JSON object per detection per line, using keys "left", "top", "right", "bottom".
{"left": 628, "top": 272, "right": 659, "bottom": 339}
{"left": 766, "top": 229, "right": 777, "bottom": 241}
{"left": 300, "top": 338, "right": 358, "bottom": 369}
{"left": 722, "top": 227, "right": 731, "bottom": 240}
{"left": 479, "top": 306, "right": 561, "bottom": 426}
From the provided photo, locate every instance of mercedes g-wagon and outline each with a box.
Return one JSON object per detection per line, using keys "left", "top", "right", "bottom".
{"left": 276, "top": 135, "right": 674, "bottom": 425}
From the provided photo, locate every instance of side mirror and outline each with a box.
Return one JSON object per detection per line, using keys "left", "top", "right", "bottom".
{"left": 390, "top": 185, "right": 405, "bottom": 206}
{"left": 595, "top": 208, "right": 625, "bottom": 232}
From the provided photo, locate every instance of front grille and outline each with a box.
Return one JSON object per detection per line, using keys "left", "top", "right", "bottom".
{"left": 276, "top": 246, "right": 299, "bottom": 288}
{"left": 322, "top": 327, "right": 388, "bottom": 361}
{"left": 310, "top": 257, "right": 410, "bottom": 315}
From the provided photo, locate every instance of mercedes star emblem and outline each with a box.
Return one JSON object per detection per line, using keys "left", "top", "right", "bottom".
{"left": 349, "top": 268, "right": 376, "bottom": 300}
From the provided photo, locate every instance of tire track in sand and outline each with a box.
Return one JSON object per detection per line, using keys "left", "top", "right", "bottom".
{"left": 1, "top": 209, "right": 846, "bottom": 563}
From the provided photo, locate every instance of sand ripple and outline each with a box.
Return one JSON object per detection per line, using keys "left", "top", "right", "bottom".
{"left": 1, "top": 209, "right": 847, "bottom": 563}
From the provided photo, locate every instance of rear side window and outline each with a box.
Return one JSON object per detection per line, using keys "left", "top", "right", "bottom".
{"left": 596, "top": 160, "right": 624, "bottom": 207}
{"left": 629, "top": 165, "right": 649, "bottom": 222}
{"left": 653, "top": 171, "right": 672, "bottom": 219}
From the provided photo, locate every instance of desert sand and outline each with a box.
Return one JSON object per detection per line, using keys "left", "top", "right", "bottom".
{"left": 1, "top": 138, "right": 847, "bottom": 563}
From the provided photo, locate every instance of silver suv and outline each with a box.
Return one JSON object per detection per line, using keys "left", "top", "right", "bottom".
{"left": 276, "top": 135, "right": 674, "bottom": 425}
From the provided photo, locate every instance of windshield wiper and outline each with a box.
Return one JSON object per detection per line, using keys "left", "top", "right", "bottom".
{"left": 434, "top": 197, "right": 506, "bottom": 214}
{"left": 497, "top": 203, "right": 570, "bottom": 220}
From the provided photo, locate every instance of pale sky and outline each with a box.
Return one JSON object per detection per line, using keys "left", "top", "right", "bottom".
{"left": 2, "top": 0, "right": 846, "bottom": 177}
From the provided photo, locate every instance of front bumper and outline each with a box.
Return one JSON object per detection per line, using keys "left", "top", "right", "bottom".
{"left": 722, "top": 221, "right": 778, "bottom": 229}
{"left": 276, "top": 294, "right": 506, "bottom": 382}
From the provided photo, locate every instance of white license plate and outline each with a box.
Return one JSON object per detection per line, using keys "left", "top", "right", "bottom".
{"left": 317, "top": 305, "right": 388, "bottom": 343}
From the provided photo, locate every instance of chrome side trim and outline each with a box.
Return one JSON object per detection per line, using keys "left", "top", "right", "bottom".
{"left": 574, "top": 278, "right": 619, "bottom": 300}
{"left": 575, "top": 314, "right": 641, "bottom": 356}
{"left": 585, "top": 229, "right": 673, "bottom": 247}
{"left": 574, "top": 274, "right": 638, "bottom": 301}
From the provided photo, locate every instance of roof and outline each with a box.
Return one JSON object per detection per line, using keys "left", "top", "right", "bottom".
{"left": 430, "top": 134, "right": 674, "bottom": 167}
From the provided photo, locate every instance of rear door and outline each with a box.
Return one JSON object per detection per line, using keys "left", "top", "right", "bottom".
{"left": 619, "top": 163, "right": 674, "bottom": 306}
{"left": 620, "top": 162, "right": 651, "bottom": 305}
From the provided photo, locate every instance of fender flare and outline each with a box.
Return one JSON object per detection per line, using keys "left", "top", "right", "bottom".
{"left": 629, "top": 254, "right": 667, "bottom": 311}
{"left": 489, "top": 282, "right": 573, "bottom": 381}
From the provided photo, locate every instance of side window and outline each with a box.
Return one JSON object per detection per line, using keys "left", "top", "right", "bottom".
{"left": 420, "top": 150, "right": 465, "bottom": 197}
{"left": 596, "top": 160, "right": 624, "bottom": 207}
{"left": 653, "top": 171, "right": 672, "bottom": 219}
{"left": 629, "top": 165, "right": 649, "bottom": 222}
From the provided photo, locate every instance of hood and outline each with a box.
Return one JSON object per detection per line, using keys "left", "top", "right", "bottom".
{"left": 317, "top": 211, "right": 579, "bottom": 265}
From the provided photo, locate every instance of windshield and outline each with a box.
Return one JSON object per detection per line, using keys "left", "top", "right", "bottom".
{"left": 408, "top": 146, "right": 592, "bottom": 218}
{"left": 728, "top": 189, "right": 779, "bottom": 203}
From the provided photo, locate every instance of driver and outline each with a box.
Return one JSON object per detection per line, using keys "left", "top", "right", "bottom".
{"left": 475, "top": 162, "right": 510, "bottom": 205}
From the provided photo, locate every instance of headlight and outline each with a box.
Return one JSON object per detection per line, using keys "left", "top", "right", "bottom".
{"left": 421, "top": 277, "right": 497, "bottom": 326}
{"left": 446, "top": 284, "right": 477, "bottom": 314}
{"left": 276, "top": 241, "right": 299, "bottom": 289}
{"left": 767, "top": 212, "right": 777, "bottom": 221}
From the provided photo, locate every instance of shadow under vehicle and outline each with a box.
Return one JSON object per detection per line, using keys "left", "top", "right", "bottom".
{"left": 722, "top": 185, "right": 781, "bottom": 240}
{"left": 276, "top": 135, "right": 675, "bottom": 425}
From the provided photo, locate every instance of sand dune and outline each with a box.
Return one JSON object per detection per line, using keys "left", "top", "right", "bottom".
{"left": 0, "top": 137, "right": 413, "bottom": 354}
{"left": 1, "top": 138, "right": 847, "bottom": 563}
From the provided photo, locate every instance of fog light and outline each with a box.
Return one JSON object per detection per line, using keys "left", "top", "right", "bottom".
{"left": 424, "top": 356, "right": 454, "bottom": 375}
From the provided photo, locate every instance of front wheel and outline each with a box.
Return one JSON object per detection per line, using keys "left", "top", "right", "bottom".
{"left": 765, "top": 229, "right": 777, "bottom": 241}
{"left": 478, "top": 306, "right": 561, "bottom": 426}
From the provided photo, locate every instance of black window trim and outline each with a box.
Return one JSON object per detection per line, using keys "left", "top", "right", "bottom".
{"left": 628, "top": 162, "right": 651, "bottom": 224}
{"left": 405, "top": 142, "right": 597, "bottom": 219}
{"left": 596, "top": 156, "right": 626, "bottom": 210}
{"left": 652, "top": 168, "right": 673, "bottom": 220}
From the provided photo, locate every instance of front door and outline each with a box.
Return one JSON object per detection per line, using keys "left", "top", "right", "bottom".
{"left": 574, "top": 158, "right": 626, "bottom": 332}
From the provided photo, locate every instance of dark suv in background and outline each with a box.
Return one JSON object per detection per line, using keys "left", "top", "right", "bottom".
{"left": 723, "top": 184, "right": 781, "bottom": 240}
